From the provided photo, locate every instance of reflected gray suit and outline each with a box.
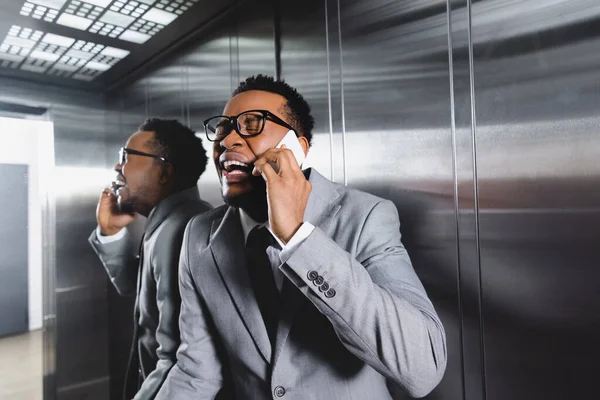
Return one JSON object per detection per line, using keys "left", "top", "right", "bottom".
{"left": 158, "top": 169, "right": 447, "bottom": 399}
{"left": 89, "top": 188, "right": 212, "bottom": 400}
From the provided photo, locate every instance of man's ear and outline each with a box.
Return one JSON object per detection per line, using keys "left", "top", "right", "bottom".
{"left": 298, "top": 135, "right": 309, "bottom": 156}
{"left": 159, "top": 163, "right": 174, "bottom": 185}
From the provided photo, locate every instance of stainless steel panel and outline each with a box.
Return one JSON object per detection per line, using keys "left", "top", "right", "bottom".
{"left": 0, "top": 76, "right": 111, "bottom": 400}
{"left": 472, "top": 1, "right": 600, "bottom": 399}
{"left": 279, "top": 0, "right": 333, "bottom": 178}
{"left": 146, "top": 59, "right": 185, "bottom": 121}
{"left": 337, "top": 1, "right": 461, "bottom": 399}
{"left": 449, "top": 0, "right": 485, "bottom": 399}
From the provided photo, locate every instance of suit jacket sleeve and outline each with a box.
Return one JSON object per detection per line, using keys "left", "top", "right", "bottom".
{"left": 279, "top": 199, "right": 447, "bottom": 398}
{"left": 155, "top": 220, "right": 225, "bottom": 400}
{"left": 133, "top": 223, "right": 185, "bottom": 399}
{"left": 88, "top": 229, "right": 138, "bottom": 296}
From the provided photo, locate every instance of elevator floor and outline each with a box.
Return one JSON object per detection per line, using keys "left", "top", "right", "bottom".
{"left": 0, "top": 330, "right": 42, "bottom": 400}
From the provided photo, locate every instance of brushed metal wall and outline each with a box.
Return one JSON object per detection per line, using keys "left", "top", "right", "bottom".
{"left": 0, "top": 76, "right": 112, "bottom": 400}
{"left": 471, "top": 1, "right": 600, "bottom": 399}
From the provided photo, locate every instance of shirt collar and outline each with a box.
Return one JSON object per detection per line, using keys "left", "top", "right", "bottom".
{"left": 238, "top": 208, "right": 284, "bottom": 248}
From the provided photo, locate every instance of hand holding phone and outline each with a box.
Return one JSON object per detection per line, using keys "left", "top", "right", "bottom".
{"left": 252, "top": 130, "right": 311, "bottom": 244}
{"left": 268, "top": 129, "right": 305, "bottom": 173}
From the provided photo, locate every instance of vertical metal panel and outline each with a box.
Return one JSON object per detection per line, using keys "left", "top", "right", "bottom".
{"left": 471, "top": 1, "right": 600, "bottom": 399}
{"left": 448, "top": 0, "right": 485, "bottom": 399}
{"left": 337, "top": 1, "right": 462, "bottom": 399}
{"left": 146, "top": 59, "right": 185, "bottom": 121}
{"left": 279, "top": 0, "right": 333, "bottom": 178}
{"left": 234, "top": 0, "right": 277, "bottom": 83}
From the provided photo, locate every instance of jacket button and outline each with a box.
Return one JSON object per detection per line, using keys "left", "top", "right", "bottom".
{"left": 313, "top": 275, "right": 324, "bottom": 286}
{"left": 307, "top": 270, "right": 318, "bottom": 281}
{"left": 274, "top": 385, "right": 286, "bottom": 397}
{"left": 319, "top": 282, "right": 330, "bottom": 292}
{"left": 324, "top": 288, "right": 336, "bottom": 298}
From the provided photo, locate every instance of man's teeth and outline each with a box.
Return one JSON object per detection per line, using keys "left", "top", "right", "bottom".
{"left": 223, "top": 160, "right": 249, "bottom": 171}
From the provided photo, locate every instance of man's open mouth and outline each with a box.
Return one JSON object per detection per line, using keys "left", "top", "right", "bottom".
{"left": 222, "top": 160, "right": 253, "bottom": 175}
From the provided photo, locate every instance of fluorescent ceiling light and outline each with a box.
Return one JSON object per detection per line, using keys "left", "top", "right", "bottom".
{"left": 72, "top": 73, "right": 95, "bottom": 81}
{"left": 0, "top": 53, "right": 25, "bottom": 62}
{"left": 84, "top": 61, "right": 111, "bottom": 71}
{"left": 100, "top": 46, "right": 129, "bottom": 58}
{"left": 84, "top": 0, "right": 112, "bottom": 7}
{"left": 65, "top": 49, "right": 95, "bottom": 60}
{"left": 56, "top": 13, "right": 93, "bottom": 30}
{"left": 4, "top": 36, "right": 37, "bottom": 49}
{"left": 41, "top": 33, "right": 75, "bottom": 47}
{"left": 21, "top": 64, "right": 48, "bottom": 73}
{"left": 52, "top": 63, "right": 79, "bottom": 71}
{"left": 119, "top": 30, "right": 151, "bottom": 44}
{"left": 29, "top": 50, "right": 60, "bottom": 62}
{"left": 137, "top": 0, "right": 155, "bottom": 4}
{"left": 100, "top": 10, "right": 135, "bottom": 27}
{"left": 29, "top": 0, "right": 67, "bottom": 8}
{"left": 142, "top": 8, "right": 178, "bottom": 25}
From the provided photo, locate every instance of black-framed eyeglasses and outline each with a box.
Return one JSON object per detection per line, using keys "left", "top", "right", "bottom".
{"left": 119, "top": 147, "right": 170, "bottom": 165}
{"left": 203, "top": 109, "right": 295, "bottom": 142}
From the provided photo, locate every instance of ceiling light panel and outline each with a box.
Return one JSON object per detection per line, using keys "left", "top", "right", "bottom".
{"left": 19, "top": 0, "right": 201, "bottom": 45}
{"left": 154, "top": 0, "right": 198, "bottom": 16}
{"left": 63, "top": 1, "right": 104, "bottom": 21}
{"left": 20, "top": 2, "right": 61, "bottom": 22}
{"left": 29, "top": 0, "right": 68, "bottom": 7}
{"left": 0, "top": 24, "right": 130, "bottom": 80}
{"left": 0, "top": 26, "right": 42, "bottom": 68}
{"left": 56, "top": 12, "right": 94, "bottom": 30}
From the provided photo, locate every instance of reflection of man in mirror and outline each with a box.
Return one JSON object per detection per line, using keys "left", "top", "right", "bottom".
{"left": 88, "top": 118, "right": 212, "bottom": 400}
{"left": 157, "top": 75, "right": 447, "bottom": 400}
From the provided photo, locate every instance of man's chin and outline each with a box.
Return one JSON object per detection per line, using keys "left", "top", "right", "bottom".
{"left": 117, "top": 195, "right": 136, "bottom": 215}
{"left": 222, "top": 177, "right": 267, "bottom": 213}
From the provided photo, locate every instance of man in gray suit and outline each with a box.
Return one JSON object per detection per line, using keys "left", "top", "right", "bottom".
{"left": 89, "top": 118, "right": 212, "bottom": 400}
{"left": 157, "top": 75, "right": 447, "bottom": 399}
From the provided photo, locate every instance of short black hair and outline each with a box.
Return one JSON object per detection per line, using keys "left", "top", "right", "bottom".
{"left": 139, "top": 118, "right": 208, "bottom": 191}
{"left": 233, "top": 74, "right": 314, "bottom": 145}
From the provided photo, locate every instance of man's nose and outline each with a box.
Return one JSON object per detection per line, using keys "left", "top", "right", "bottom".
{"left": 219, "top": 129, "right": 245, "bottom": 149}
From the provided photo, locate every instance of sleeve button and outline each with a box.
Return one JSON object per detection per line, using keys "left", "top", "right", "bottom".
{"left": 274, "top": 386, "right": 286, "bottom": 397}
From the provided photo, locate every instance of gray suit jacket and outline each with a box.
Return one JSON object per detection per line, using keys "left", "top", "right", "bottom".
{"left": 89, "top": 188, "right": 212, "bottom": 400}
{"left": 157, "top": 169, "right": 447, "bottom": 399}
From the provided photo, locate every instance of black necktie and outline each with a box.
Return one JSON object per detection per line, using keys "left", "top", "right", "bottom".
{"left": 245, "top": 226, "right": 281, "bottom": 347}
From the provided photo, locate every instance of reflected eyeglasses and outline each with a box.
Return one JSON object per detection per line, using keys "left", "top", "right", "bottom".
{"left": 119, "top": 147, "right": 170, "bottom": 165}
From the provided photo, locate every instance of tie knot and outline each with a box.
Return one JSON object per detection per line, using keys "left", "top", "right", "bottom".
{"left": 246, "top": 225, "right": 275, "bottom": 250}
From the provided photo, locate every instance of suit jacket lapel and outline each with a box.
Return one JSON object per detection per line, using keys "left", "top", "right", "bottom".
{"left": 209, "top": 206, "right": 272, "bottom": 364}
{"left": 273, "top": 168, "right": 342, "bottom": 366}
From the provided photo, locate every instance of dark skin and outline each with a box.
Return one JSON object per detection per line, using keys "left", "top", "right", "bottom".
{"left": 215, "top": 90, "right": 311, "bottom": 244}
{"left": 96, "top": 130, "right": 174, "bottom": 235}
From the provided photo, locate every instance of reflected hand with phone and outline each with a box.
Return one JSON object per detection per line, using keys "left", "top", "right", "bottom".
{"left": 96, "top": 187, "right": 136, "bottom": 236}
{"left": 253, "top": 144, "right": 312, "bottom": 244}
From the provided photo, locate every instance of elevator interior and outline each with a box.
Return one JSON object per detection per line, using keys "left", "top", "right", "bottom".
{"left": 0, "top": 0, "right": 598, "bottom": 399}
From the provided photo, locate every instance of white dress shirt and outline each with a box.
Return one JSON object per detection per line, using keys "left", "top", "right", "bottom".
{"left": 238, "top": 209, "right": 314, "bottom": 292}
